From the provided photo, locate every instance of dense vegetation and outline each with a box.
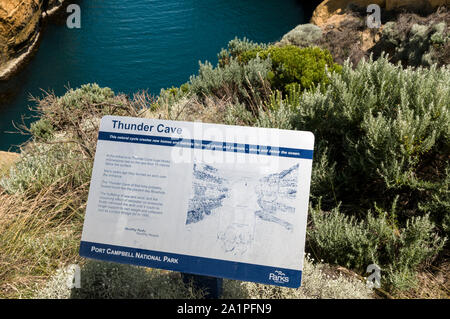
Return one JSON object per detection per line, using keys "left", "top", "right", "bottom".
{"left": 0, "top": 31, "right": 448, "bottom": 298}
{"left": 281, "top": 7, "right": 449, "bottom": 68}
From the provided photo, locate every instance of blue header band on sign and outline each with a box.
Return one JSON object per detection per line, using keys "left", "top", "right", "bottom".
{"left": 97, "top": 131, "right": 313, "bottom": 160}
{"left": 79, "top": 241, "right": 302, "bottom": 288}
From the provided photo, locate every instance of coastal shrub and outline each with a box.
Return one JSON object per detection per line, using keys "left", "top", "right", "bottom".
{"left": 308, "top": 205, "right": 446, "bottom": 290}
{"left": 223, "top": 102, "right": 257, "bottom": 127}
{"left": 0, "top": 142, "right": 92, "bottom": 195}
{"left": 216, "top": 39, "right": 342, "bottom": 95}
{"left": 217, "top": 37, "right": 268, "bottom": 66}
{"left": 29, "top": 118, "right": 54, "bottom": 141}
{"left": 224, "top": 55, "right": 449, "bottom": 229}
{"left": 155, "top": 85, "right": 192, "bottom": 112}
{"left": 189, "top": 56, "right": 272, "bottom": 107}
{"left": 239, "top": 45, "right": 342, "bottom": 93}
{"left": 416, "top": 165, "right": 450, "bottom": 238}
{"left": 227, "top": 56, "right": 450, "bottom": 284}
{"left": 0, "top": 85, "right": 158, "bottom": 297}
{"left": 376, "top": 13, "right": 449, "bottom": 67}
{"left": 279, "top": 24, "right": 323, "bottom": 48}
{"left": 1, "top": 83, "right": 148, "bottom": 196}
{"left": 31, "top": 84, "right": 144, "bottom": 159}
{"left": 37, "top": 263, "right": 206, "bottom": 299}
{"left": 38, "top": 256, "right": 373, "bottom": 299}
{"left": 288, "top": 56, "right": 450, "bottom": 225}
{"left": 223, "top": 254, "right": 374, "bottom": 299}
{"left": 41, "top": 84, "right": 116, "bottom": 127}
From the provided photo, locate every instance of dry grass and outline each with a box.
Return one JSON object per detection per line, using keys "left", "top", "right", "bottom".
{"left": 0, "top": 151, "right": 20, "bottom": 177}
{"left": 0, "top": 181, "right": 88, "bottom": 298}
{"left": 0, "top": 87, "right": 231, "bottom": 299}
{"left": 392, "top": 258, "right": 450, "bottom": 299}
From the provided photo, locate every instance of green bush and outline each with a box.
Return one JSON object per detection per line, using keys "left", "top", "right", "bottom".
{"left": 240, "top": 45, "right": 342, "bottom": 93}
{"left": 1, "top": 84, "right": 142, "bottom": 195}
{"left": 308, "top": 204, "right": 446, "bottom": 290}
{"left": 236, "top": 55, "right": 450, "bottom": 291}
{"left": 45, "top": 84, "right": 116, "bottom": 126}
{"left": 29, "top": 118, "right": 54, "bottom": 141}
{"left": 279, "top": 24, "right": 323, "bottom": 48}
{"left": 38, "top": 257, "right": 374, "bottom": 299}
{"left": 289, "top": 56, "right": 450, "bottom": 225}
{"left": 189, "top": 56, "right": 272, "bottom": 104}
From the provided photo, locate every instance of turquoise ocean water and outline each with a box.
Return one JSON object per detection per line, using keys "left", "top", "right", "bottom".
{"left": 0, "top": 0, "right": 306, "bottom": 151}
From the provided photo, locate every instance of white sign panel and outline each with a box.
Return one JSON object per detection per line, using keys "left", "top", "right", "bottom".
{"left": 80, "top": 116, "right": 314, "bottom": 288}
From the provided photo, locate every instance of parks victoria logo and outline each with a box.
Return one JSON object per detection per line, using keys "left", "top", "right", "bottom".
{"left": 269, "top": 270, "right": 289, "bottom": 284}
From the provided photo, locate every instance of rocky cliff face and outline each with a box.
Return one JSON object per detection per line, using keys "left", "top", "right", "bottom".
{"left": 0, "top": 151, "right": 19, "bottom": 176}
{"left": 0, "top": 0, "right": 41, "bottom": 79}
{"left": 311, "top": 0, "right": 450, "bottom": 26}
{"left": 0, "top": 0, "right": 64, "bottom": 80}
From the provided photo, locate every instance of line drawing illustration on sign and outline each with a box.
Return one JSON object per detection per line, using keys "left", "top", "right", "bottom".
{"left": 255, "top": 163, "right": 299, "bottom": 231}
{"left": 185, "top": 163, "right": 299, "bottom": 256}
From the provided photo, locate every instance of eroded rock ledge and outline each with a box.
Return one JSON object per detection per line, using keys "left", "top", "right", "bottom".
{"left": 0, "top": 0, "right": 65, "bottom": 80}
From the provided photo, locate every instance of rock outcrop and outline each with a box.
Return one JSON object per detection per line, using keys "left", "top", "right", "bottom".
{"left": 311, "top": 0, "right": 450, "bottom": 26}
{"left": 0, "top": 0, "right": 64, "bottom": 80}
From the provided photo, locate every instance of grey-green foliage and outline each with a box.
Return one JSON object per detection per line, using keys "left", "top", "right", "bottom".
{"left": 28, "top": 83, "right": 117, "bottom": 142}
{"left": 70, "top": 261, "right": 205, "bottom": 299}
{"left": 155, "top": 84, "right": 192, "bottom": 112}
{"left": 308, "top": 204, "right": 446, "bottom": 290}
{"left": 217, "top": 37, "right": 268, "bottom": 64}
{"left": 52, "top": 83, "right": 116, "bottom": 119}
{"left": 29, "top": 118, "right": 54, "bottom": 141}
{"left": 0, "top": 142, "right": 92, "bottom": 195}
{"left": 279, "top": 24, "right": 323, "bottom": 47}
{"left": 223, "top": 103, "right": 257, "bottom": 126}
{"left": 292, "top": 56, "right": 449, "bottom": 219}
{"left": 58, "top": 83, "right": 115, "bottom": 107}
{"left": 224, "top": 255, "right": 373, "bottom": 299}
{"left": 226, "top": 54, "right": 449, "bottom": 232}
{"left": 1, "top": 84, "right": 125, "bottom": 195}
{"left": 38, "top": 257, "right": 374, "bottom": 299}
{"left": 189, "top": 56, "right": 271, "bottom": 101}
{"left": 418, "top": 166, "right": 450, "bottom": 238}
{"left": 381, "top": 21, "right": 449, "bottom": 66}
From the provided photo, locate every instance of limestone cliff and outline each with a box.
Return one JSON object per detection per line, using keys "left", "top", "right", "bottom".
{"left": 0, "top": 0, "right": 41, "bottom": 79}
